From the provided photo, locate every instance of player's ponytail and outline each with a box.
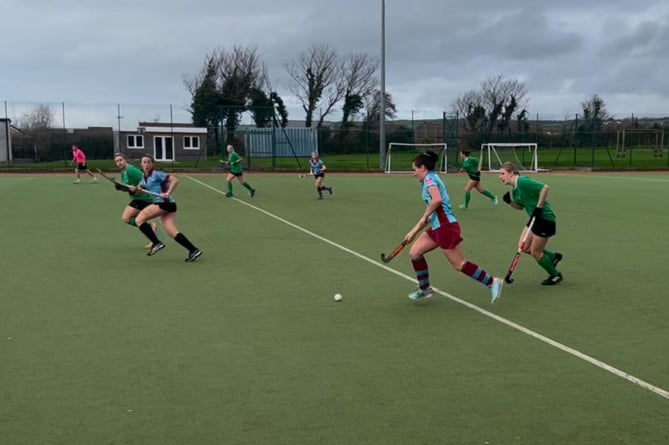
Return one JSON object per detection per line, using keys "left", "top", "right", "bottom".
{"left": 413, "top": 151, "right": 439, "bottom": 171}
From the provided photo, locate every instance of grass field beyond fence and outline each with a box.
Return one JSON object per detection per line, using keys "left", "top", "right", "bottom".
{"left": 1, "top": 171, "right": 668, "bottom": 444}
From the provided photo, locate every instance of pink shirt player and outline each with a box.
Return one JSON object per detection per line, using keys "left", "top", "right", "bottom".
{"left": 72, "top": 146, "right": 86, "bottom": 164}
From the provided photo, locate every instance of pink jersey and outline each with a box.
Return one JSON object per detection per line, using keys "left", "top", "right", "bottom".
{"left": 72, "top": 148, "right": 86, "bottom": 163}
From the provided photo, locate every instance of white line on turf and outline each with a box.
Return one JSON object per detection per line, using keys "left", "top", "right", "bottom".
{"left": 186, "top": 175, "right": 669, "bottom": 402}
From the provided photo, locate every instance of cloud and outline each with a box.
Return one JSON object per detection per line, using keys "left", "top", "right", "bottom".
{"left": 2, "top": 0, "right": 669, "bottom": 125}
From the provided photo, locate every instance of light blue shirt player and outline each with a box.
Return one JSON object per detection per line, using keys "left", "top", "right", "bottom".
{"left": 421, "top": 171, "right": 457, "bottom": 228}
{"left": 310, "top": 158, "right": 324, "bottom": 175}
{"left": 141, "top": 170, "right": 175, "bottom": 203}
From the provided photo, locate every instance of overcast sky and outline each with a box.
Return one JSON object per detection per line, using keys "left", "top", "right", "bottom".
{"left": 2, "top": 0, "right": 669, "bottom": 128}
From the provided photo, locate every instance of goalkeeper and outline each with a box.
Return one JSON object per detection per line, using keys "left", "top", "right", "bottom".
{"left": 458, "top": 149, "right": 498, "bottom": 209}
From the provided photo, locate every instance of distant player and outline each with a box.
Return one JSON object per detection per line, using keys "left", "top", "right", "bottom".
{"left": 222, "top": 144, "right": 256, "bottom": 198}
{"left": 71, "top": 144, "right": 97, "bottom": 184}
{"left": 499, "top": 162, "right": 563, "bottom": 285}
{"left": 404, "top": 151, "right": 503, "bottom": 303}
{"left": 458, "top": 149, "right": 497, "bottom": 209}
{"left": 307, "top": 152, "right": 333, "bottom": 200}
{"left": 113, "top": 153, "right": 158, "bottom": 248}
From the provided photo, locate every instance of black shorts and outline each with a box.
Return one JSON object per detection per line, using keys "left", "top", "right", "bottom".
{"left": 530, "top": 218, "right": 556, "bottom": 238}
{"left": 157, "top": 201, "right": 177, "bottom": 213}
{"left": 314, "top": 173, "right": 325, "bottom": 179}
{"left": 468, "top": 173, "right": 481, "bottom": 182}
{"left": 230, "top": 171, "right": 243, "bottom": 177}
{"left": 129, "top": 199, "right": 152, "bottom": 210}
{"left": 76, "top": 163, "right": 88, "bottom": 171}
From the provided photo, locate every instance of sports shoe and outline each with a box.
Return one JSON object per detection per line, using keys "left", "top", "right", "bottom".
{"left": 490, "top": 277, "right": 503, "bottom": 303}
{"left": 552, "top": 252, "right": 563, "bottom": 268}
{"left": 147, "top": 242, "right": 165, "bottom": 256}
{"left": 458, "top": 204, "right": 468, "bottom": 210}
{"left": 225, "top": 192, "right": 233, "bottom": 198}
{"left": 317, "top": 195, "right": 323, "bottom": 200}
{"left": 493, "top": 196, "right": 499, "bottom": 205}
{"left": 250, "top": 189, "right": 256, "bottom": 198}
{"left": 74, "top": 179, "right": 80, "bottom": 184}
{"left": 541, "top": 273, "right": 563, "bottom": 286}
{"left": 408, "top": 287, "right": 434, "bottom": 301}
{"left": 185, "top": 249, "right": 202, "bottom": 262}
{"left": 92, "top": 177, "right": 97, "bottom": 183}
{"left": 328, "top": 187, "right": 333, "bottom": 195}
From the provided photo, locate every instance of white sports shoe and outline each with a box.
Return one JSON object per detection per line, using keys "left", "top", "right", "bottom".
{"left": 490, "top": 278, "right": 503, "bottom": 303}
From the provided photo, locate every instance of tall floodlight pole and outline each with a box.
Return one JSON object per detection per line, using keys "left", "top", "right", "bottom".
{"left": 379, "top": 0, "right": 386, "bottom": 171}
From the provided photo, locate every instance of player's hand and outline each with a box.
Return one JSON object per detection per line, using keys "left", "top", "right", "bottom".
{"left": 502, "top": 191, "right": 512, "bottom": 204}
{"left": 114, "top": 183, "right": 123, "bottom": 191}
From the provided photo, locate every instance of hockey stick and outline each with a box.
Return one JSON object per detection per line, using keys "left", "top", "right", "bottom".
{"left": 298, "top": 173, "right": 312, "bottom": 179}
{"left": 504, "top": 217, "right": 536, "bottom": 284}
{"left": 95, "top": 169, "right": 163, "bottom": 198}
{"left": 380, "top": 240, "right": 408, "bottom": 263}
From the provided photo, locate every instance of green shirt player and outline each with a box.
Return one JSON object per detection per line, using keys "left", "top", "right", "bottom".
{"left": 499, "top": 162, "right": 563, "bottom": 285}
{"left": 222, "top": 144, "right": 256, "bottom": 198}
{"left": 114, "top": 153, "right": 158, "bottom": 248}
{"left": 458, "top": 149, "right": 498, "bottom": 209}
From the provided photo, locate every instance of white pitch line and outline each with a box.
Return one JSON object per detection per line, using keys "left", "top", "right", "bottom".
{"left": 187, "top": 175, "right": 669, "bottom": 402}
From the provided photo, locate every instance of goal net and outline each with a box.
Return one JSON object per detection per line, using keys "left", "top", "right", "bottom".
{"left": 480, "top": 143, "right": 541, "bottom": 172}
{"left": 384, "top": 143, "right": 447, "bottom": 173}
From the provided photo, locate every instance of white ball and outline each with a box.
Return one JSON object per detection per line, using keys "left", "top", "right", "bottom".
{"left": 334, "top": 293, "right": 343, "bottom": 302}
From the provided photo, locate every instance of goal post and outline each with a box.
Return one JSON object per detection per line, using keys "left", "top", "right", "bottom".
{"left": 384, "top": 143, "right": 447, "bottom": 173}
{"left": 480, "top": 142, "right": 542, "bottom": 172}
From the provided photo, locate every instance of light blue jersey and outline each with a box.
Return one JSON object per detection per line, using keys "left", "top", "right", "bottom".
{"left": 310, "top": 159, "right": 324, "bottom": 175}
{"left": 421, "top": 172, "right": 457, "bottom": 228}
{"left": 141, "top": 170, "right": 175, "bottom": 203}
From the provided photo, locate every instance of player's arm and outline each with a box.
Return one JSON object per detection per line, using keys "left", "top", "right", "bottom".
{"left": 406, "top": 186, "right": 440, "bottom": 242}
{"left": 502, "top": 191, "right": 525, "bottom": 211}
{"left": 163, "top": 175, "right": 178, "bottom": 196}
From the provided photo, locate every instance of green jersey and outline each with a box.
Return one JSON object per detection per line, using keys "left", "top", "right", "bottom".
{"left": 227, "top": 152, "right": 243, "bottom": 174}
{"left": 121, "top": 164, "right": 152, "bottom": 202}
{"left": 512, "top": 176, "right": 556, "bottom": 222}
{"left": 461, "top": 156, "right": 480, "bottom": 175}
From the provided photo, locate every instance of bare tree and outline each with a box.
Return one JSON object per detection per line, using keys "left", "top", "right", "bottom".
{"left": 580, "top": 94, "right": 610, "bottom": 131}
{"left": 363, "top": 89, "right": 397, "bottom": 127}
{"left": 17, "top": 104, "right": 57, "bottom": 130}
{"left": 286, "top": 43, "right": 345, "bottom": 128}
{"left": 453, "top": 75, "right": 527, "bottom": 135}
{"left": 340, "top": 53, "right": 379, "bottom": 127}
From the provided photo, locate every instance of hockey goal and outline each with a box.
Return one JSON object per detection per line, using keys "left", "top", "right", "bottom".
{"left": 384, "top": 143, "right": 447, "bottom": 173}
{"left": 480, "top": 142, "right": 542, "bottom": 172}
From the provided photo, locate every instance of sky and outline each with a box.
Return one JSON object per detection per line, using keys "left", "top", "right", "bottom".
{"left": 2, "top": 0, "right": 669, "bottom": 129}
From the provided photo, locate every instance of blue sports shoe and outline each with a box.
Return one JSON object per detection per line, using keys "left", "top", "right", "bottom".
{"left": 490, "top": 277, "right": 503, "bottom": 303}
{"left": 408, "top": 287, "right": 433, "bottom": 301}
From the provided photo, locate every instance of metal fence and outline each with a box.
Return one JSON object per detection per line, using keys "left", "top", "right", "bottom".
{"left": 2, "top": 101, "right": 668, "bottom": 170}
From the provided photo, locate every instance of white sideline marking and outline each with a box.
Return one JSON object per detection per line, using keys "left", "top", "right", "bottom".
{"left": 187, "top": 175, "right": 669, "bottom": 402}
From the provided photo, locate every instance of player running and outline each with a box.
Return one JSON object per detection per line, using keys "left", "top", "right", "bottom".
{"left": 458, "top": 149, "right": 497, "bottom": 209}
{"left": 499, "top": 162, "right": 563, "bottom": 285}
{"left": 222, "top": 144, "right": 256, "bottom": 198}
{"left": 404, "top": 151, "right": 503, "bottom": 303}
{"left": 306, "top": 152, "right": 333, "bottom": 200}
{"left": 129, "top": 155, "right": 202, "bottom": 262}
{"left": 71, "top": 145, "right": 97, "bottom": 184}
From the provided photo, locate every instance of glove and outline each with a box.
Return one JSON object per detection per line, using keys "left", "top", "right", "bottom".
{"left": 502, "top": 191, "right": 511, "bottom": 204}
{"left": 114, "top": 183, "right": 123, "bottom": 191}
{"left": 531, "top": 207, "right": 543, "bottom": 219}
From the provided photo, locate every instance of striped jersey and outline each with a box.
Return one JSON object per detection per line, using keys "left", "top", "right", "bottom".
{"left": 421, "top": 172, "right": 457, "bottom": 228}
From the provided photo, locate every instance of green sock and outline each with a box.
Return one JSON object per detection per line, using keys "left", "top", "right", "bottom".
{"left": 464, "top": 192, "right": 471, "bottom": 207}
{"left": 538, "top": 253, "right": 559, "bottom": 276}
{"left": 227, "top": 182, "right": 233, "bottom": 194}
{"left": 128, "top": 217, "right": 137, "bottom": 227}
{"left": 543, "top": 249, "right": 555, "bottom": 261}
{"left": 482, "top": 190, "right": 495, "bottom": 201}
{"left": 243, "top": 182, "right": 253, "bottom": 191}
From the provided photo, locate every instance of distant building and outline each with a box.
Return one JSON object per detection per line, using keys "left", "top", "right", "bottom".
{"left": 116, "top": 122, "right": 207, "bottom": 162}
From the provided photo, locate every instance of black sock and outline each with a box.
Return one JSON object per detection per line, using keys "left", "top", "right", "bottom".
{"left": 139, "top": 223, "right": 161, "bottom": 244}
{"left": 175, "top": 232, "right": 197, "bottom": 252}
